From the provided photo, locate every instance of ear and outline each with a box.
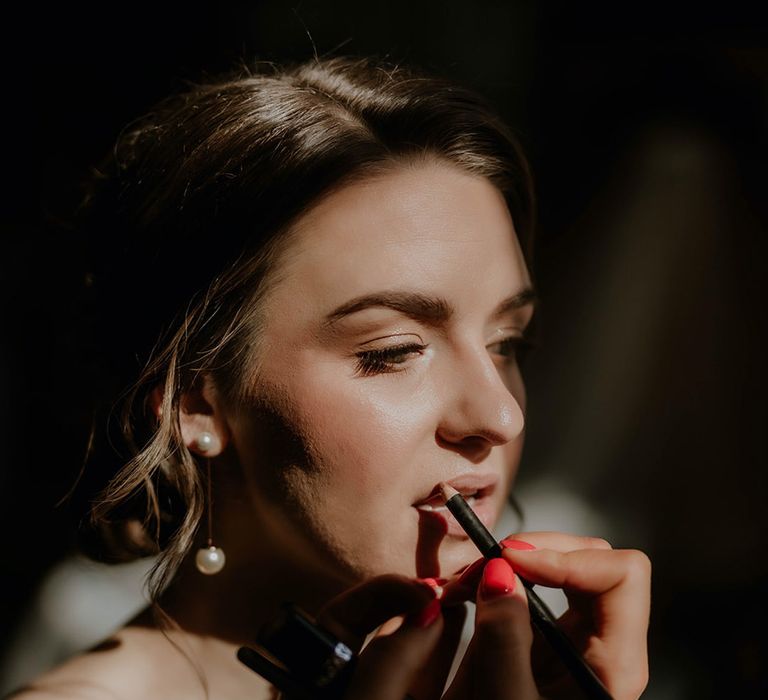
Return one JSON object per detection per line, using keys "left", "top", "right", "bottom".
{"left": 149, "top": 374, "right": 232, "bottom": 457}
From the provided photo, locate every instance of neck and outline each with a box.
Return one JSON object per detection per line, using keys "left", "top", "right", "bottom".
{"left": 127, "top": 455, "right": 357, "bottom": 692}
{"left": 155, "top": 545, "right": 346, "bottom": 646}
{"left": 123, "top": 536, "right": 349, "bottom": 700}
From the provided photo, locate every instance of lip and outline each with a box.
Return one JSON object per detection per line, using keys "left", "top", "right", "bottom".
{"left": 413, "top": 473, "right": 499, "bottom": 537}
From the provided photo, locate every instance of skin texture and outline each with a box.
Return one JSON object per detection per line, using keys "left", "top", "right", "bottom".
{"left": 13, "top": 160, "right": 650, "bottom": 699}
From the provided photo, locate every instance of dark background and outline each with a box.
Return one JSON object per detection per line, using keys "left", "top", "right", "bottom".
{"left": 2, "top": 2, "right": 767, "bottom": 697}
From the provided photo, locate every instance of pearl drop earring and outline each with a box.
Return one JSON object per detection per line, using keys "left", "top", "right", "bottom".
{"left": 193, "top": 432, "right": 226, "bottom": 575}
{"left": 196, "top": 431, "right": 215, "bottom": 453}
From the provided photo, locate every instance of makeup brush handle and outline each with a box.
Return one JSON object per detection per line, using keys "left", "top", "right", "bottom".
{"left": 521, "top": 581, "right": 615, "bottom": 700}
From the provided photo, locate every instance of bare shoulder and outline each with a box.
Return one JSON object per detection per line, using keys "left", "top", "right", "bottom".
{"left": 4, "top": 628, "right": 191, "bottom": 700}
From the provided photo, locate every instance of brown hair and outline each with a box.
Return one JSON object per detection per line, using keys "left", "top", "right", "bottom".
{"left": 75, "top": 55, "right": 536, "bottom": 600}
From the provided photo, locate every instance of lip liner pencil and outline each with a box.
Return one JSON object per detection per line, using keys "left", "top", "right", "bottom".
{"left": 440, "top": 483, "right": 614, "bottom": 700}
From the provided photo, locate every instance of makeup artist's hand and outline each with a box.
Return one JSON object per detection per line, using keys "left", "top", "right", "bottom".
{"left": 441, "top": 532, "right": 651, "bottom": 700}
{"left": 312, "top": 574, "right": 466, "bottom": 700}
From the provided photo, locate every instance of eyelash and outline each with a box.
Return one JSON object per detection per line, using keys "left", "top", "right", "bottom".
{"left": 354, "top": 342, "right": 427, "bottom": 377}
{"left": 353, "top": 337, "right": 535, "bottom": 377}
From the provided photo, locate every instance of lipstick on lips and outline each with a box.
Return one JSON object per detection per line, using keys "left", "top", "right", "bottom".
{"left": 438, "top": 482, "right": 615, "bottom": 700}
{"left": 413, "top": 473, "right": 498, "bottom": 537}
{"left": 438, "top": 483, "right": 503, "bottom": 558}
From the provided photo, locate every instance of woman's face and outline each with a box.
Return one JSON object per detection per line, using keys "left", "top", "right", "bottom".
{"left": 225, "top": 159, "right": 535, "bottom": 585}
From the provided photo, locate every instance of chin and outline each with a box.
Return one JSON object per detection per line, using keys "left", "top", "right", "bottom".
{"left": 407, "top": 538, "right": 478, "bottom": 581}
{"left": 440, "top": 540, "right": 480, "bottom": 577}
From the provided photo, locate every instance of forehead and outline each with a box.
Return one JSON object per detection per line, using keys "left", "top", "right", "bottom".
{"left": 269, "top": 160, "right": 530, "bottom": 321}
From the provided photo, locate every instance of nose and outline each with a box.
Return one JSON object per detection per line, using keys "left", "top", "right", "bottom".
{"left": 435, "top": 342, "right": 525, "bottom": 460}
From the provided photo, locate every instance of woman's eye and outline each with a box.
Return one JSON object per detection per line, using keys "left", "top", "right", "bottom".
{"left": 354, "top": 343, "right": 428, "bottom": 377}
{"left": 489, "top": 336, "right": 534, "bottom": 365}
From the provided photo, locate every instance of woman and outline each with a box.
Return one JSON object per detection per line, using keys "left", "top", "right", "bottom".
{"left": 11, "top": 56, "right": 650, "bottom": 699}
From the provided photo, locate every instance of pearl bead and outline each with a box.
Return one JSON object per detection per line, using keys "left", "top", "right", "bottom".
{"left": 195, "top": 432, "right": 215, "bottom": 453}
{"left": 195, "top": 545, "right": 226, "bottom": 575}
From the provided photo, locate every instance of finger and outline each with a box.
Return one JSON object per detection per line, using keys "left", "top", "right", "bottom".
{"left": 441, "top": 533, "right": 613, "bottom": 606}
{"left": 369, "top": 577, "right": 447, "bottom": 638}
{"left": 444, "top": 559, "right": 539, "bottom": 700}
{"left": 407, "top": 603, "right": 467, "bottom": 700}
{"left": 317, "top": 575, "right": 436, "bottom": 649}
{"left": 342, "top": 600, "right": 444, "bottom": 700}
{"left": 503, "top": 547, "right": 651, "bottom": 699}
{"left": 441, "top": 556, "right": 484, "bottom": 606}
{"left": 502, "top": 546, "right": 650, "bottom": 602}
{"left": 502, "top": 531, "right": 613, "bottom": 552}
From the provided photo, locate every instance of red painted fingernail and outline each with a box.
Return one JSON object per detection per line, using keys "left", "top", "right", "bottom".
{"left": 410, "top": 598, "right": 442, "bottom": 627}
{"left": 420, "top": 577, "right": 448, "bottom": 587}
{"left": 501, "top": 539, "right": 536, "bottom": 551}
{"left": 480, "top": 558, "right": 516, "bottom": 600}
{"left": 416, "top": 577, "right": 446, "bottom": 599}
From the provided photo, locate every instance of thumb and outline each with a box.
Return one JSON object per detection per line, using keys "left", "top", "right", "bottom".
{"left": 343, "top": 599, "right": 444, "bottom": 700}
{"left": 445, "top": 559, "right": 539, "bottom": 700}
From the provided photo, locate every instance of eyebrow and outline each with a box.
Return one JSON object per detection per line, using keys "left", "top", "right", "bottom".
{"left": 321, "top": 286, "right": 537, "bottom": 329}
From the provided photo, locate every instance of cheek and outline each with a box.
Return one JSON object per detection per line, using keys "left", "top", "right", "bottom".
{"left": 251, "top": 359, "right": 442, "bottom": 577}
{"left": 286, "top": 360, "right": 439, "bottom": 495}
